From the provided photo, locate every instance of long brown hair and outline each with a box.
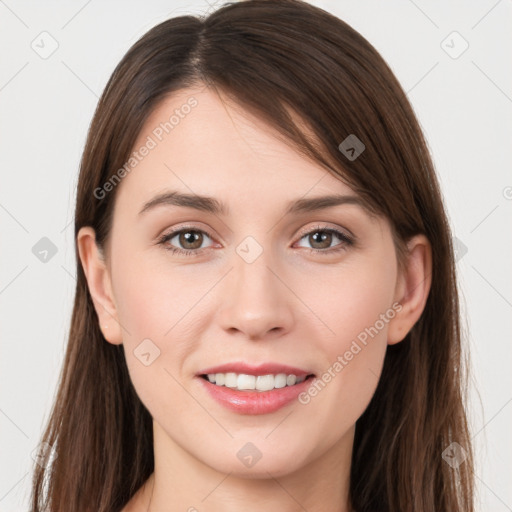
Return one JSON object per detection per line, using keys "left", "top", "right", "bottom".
{"left": 30, "top": 1, "right": 474, "bottom": 510}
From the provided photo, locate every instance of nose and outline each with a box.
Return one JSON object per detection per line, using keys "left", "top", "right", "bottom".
{"left": 217, "top": 242, "right": 295, "bottom": 341}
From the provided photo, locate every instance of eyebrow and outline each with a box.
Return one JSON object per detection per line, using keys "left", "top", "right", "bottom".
{"left": 138, "top": 190, "right": 365, "bottom": 217}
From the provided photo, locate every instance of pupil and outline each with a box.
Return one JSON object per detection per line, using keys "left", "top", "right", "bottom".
{"left": 181, "top": 231, "right": 202, "bottom": 249}
{"left": 311, "top": 231, "right": 330, "bottom": 248}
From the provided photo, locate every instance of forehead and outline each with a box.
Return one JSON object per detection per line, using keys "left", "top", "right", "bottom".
{"left": 115, "top": 85, "right": 353, "bottom": 211}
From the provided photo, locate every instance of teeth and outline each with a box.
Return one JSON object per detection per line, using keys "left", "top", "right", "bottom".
{"left": 225, "top": 372, "right": 238, "bottom": 388}
{"left": 274, "top": 374, "right": 287, "bottom": 388}
{"left": 237, "top": 374, "right": 256, "bottom": 390}
{"left": 204, "top": 372, "right": 308, "bottom": 391}
{"left": 256, "top": 374, "right": 274, "bottom": 391}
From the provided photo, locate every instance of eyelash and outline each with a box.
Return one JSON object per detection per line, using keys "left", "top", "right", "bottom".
{"left": 157, "top": 225, "right": 354, "bottom": 257}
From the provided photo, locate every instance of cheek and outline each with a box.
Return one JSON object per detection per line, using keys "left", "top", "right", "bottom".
{"left": 112, "top": 248, "right": 208, "bottom": 343}
{"left": 109, "top": 252, "right": 203, "bottom": 396}
{"left": 306, "top": 249, "right": 397, "bottom": 353}
{"left": 113, "top": 266, "right": 170, "bottom": 342}
{"left": 110, "top": 247, "right": 232, "bottom": 411}
{"left": 296, "top": 253, "right": 396, "bottom": 434}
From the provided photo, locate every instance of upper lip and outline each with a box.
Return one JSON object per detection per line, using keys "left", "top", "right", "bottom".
{"left": 197, "top": 362, "right": 314, "bottom": 378}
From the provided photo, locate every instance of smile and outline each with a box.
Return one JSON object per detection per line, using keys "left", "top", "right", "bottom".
{"left": 201, "top": 372, "right": 310, "bottom": 392}
{"left": 196, "top": 362, "right": 316, "bottom": 415}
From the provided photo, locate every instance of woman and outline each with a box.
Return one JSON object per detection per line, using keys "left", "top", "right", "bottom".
{"left": 30, "top": 1, "right": 474, "bottom": 510}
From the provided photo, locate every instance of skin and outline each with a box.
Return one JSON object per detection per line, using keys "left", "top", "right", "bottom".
{"left": 78, "top": 84, "right": 432, "bottom": 512}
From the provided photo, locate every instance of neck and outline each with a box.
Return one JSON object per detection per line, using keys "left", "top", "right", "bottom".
{"left": 142, "top": 420, "right": 354, "bottom": 512}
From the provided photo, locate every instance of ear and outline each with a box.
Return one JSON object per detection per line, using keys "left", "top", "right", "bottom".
{"left": 76, "top": 226, "right": 123, "bottom": 345}
{"left": 387, "top": 234, "right": 432, "bottom": 345}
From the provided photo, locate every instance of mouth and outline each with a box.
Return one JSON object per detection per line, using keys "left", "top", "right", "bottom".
{"left": 196, "top": 362, "right": 316, "bottom": 415}
{"left": 199, "top": 372, "right": 315, "bottom": 392}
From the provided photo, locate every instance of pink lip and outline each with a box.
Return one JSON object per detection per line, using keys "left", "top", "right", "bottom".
{"left": 197, "top": 376, "right": 314, "bottom": 415}
{"left": 197, "top": 362, "right": 312, "bottom": 378}
{"left": 196, "top": 361, "right": 315, "bottom": 415}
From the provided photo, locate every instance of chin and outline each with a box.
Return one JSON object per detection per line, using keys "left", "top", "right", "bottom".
{"left": 199, "top": 442, "right": 310, "bottom": 479}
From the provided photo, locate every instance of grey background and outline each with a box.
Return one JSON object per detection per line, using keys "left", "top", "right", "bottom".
{"left": 1, "top": 0, "right": 511, "bottom": 510}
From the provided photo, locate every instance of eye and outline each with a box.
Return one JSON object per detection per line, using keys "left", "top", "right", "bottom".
{"left": 295, "top": 225, "right": 354, "bottom": 253}
{"left": 158, "top": 227, "right": 215, "bottom": 256}
{"left": 157, "top": 224, "right": 354, "bottom": 257}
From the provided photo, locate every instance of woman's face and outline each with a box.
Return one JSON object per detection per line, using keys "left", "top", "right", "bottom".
{"left": 95, "top": 85, "right": 405, "bottom": 477}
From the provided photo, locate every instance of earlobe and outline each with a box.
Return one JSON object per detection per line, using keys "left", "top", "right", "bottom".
{"left": 76, "top": 227, "right": 123, "bottom": 345}
{"left": 387, "top": 234, "right": 432, "bottom": 345}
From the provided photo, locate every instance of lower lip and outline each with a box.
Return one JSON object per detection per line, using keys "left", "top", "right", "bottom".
{"left": 197, "top": 376, "right": 314, "bottom": 415}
